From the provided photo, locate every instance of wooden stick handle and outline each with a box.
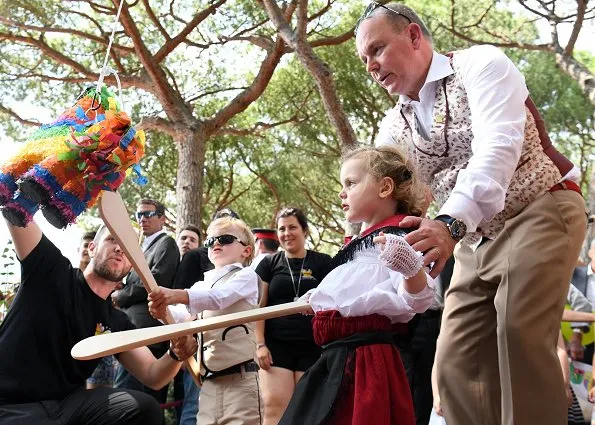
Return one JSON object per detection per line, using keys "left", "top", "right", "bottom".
{"left": 98, "top": 191, "right": 202, "bottom": 383}
{"left": 72, "top": 301, "right": 312, "bottom": 360}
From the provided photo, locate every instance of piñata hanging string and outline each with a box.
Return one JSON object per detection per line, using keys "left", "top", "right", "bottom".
{"left": 0, "top": 0, "right": 146, "bottom": 229}
{"left": 87, "top": 0, "right": 126, "bottom": 116}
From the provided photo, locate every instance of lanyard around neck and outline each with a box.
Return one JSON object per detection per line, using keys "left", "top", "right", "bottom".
{"left": 284, "top": 252, "right": 307, "bottom": 301}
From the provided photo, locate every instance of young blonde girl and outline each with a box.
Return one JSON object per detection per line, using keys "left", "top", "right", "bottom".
{"left": 279, "top": 145, "right": 435, "bottom": 425}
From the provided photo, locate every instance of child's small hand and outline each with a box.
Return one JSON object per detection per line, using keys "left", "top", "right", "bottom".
{"left": 148, "top": 287, "right": 173, "bottom": 320}
{"left": 377, "top": 233, "right": 423, "bottom": 278}
{"left": 372, "top": 231, "right": 387, "bottom": 250}
{"left": 588, "top": 386, "right": 595, "bottom": 403}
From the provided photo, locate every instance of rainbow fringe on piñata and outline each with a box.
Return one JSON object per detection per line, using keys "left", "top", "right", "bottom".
{"left": 0, "top": 86, "right": 146, "bottom": 228}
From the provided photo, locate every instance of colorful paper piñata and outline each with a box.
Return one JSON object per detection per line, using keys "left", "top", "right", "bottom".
{"left": 0, "top": 86, "right": 146, "bottom": 228}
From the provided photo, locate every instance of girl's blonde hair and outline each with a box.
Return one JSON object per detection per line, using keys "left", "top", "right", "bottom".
{"left": 207, "top": 217, "right": 255, "bottom": 265}
{"left": 342, "top": 145, "right": 425, "bottom": 217}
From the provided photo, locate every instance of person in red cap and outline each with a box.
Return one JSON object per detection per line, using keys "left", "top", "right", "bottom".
{"left": 251, "top": 228, "right": 279, "bottom": 270}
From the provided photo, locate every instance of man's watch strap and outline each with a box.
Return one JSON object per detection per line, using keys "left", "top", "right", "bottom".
{"left": 168, "top": 348, "right": 182, "bottom": 362}
{"left": 435, "top": 215, "right": 467, "bottom": 241}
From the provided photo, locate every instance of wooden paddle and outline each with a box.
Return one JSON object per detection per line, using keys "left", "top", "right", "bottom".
{"left": 98, "top": 190, "right": 203, "bottom": 384}
{"left": 72, "top": 300, "right": 311, "bottom": 360}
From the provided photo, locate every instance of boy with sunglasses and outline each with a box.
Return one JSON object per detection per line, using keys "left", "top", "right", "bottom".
{"left": 148, "top": 216, "right": 263, "bottom": 425}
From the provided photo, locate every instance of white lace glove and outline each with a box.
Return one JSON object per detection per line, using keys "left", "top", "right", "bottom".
{"left": 378, "top": 233, "right": 424, "bottom": 278}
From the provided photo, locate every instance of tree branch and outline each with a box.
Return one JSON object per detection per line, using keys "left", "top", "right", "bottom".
{"left": 0, "top": 17, "right": 135, "bottom": 55}
{"left": 207, "top": 36, "right": 285, "bottom": 133}
{"left": 518, "top": 0, "right": 552, "bottom": 20}
{"left": 137, "top": 116, "right": 188, "bottom": 139}
{"left": 555, "top": 52, "right": 595, "bottom": 106}
{"left": 114, "top": 0, "right": 192, "bottom": 123}
{"left": 262, "top": 0, "right": 357, "bottom": 147}
{"left": 185, "top": 86, "right": 248, "bottom": 103}
{"left": 0, "top": 104, "right": 40, "bottom": 127}
{"left": 564, "top": 0, "right": 587, "bottom": 55}
{"left": 219, "top": 176, "right": 260, "bottom": 208}
{"left": 153, "top": 0, "right": 227, "bottom": 63}
{"left": 437, "top": 23, "right": 552, "bottom": 51}
{"left": 141, "top": 0, "right": 172, "bottom": 41}
{"left": 216, "top": 112, "right": 308, "bottom": 137}
{"left": 0, "top": 31, "right": 150, "bottom": 90}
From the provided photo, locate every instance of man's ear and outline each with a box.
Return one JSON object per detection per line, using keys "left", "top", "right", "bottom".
{"left": 379, "top": 176, "right": 395, "bottom": 199}
{"left": 87, "top": 241, "right": 97, "bottom": 258}
{"left": 408, "top": 23, "right": 423, "bottom": 49}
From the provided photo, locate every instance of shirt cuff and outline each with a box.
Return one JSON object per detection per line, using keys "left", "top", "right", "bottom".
{"left": 398, "top": 273, "right": 435, "bottom": 313}
{"left": 187, "top": 287, "right": 211, "bottom": 316}
{"left": 571, "top": 322, "right": 590, "bottom": 330}
{"left": 439, "top": 192, "right": 484, "bottom": 233}
{"left": 163, "top": 304, "right": 191, "bottom": 324}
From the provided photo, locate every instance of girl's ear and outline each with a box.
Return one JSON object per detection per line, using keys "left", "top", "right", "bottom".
{"left": 379, "top": 176, "right": 395, "bottom": 199}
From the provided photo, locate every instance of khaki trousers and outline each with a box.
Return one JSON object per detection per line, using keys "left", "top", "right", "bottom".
{"left": 197, "top": 370, "right": 262, "bottom": 425}
{"left": 436, "top": 190, "right": 586, "bottom": 425}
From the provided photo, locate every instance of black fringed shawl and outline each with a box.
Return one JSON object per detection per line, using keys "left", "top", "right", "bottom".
{"left": 331, "top": 215, "right": 418, "bottom": 269}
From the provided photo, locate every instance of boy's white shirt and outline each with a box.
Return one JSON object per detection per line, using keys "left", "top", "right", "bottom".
{"left": 168, "top": 262, "right": 259, "bottom": 323}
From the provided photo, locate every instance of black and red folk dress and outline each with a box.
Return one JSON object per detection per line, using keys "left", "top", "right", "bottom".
{"left": 279, "top": 215, "right": 435, "bottom": 425}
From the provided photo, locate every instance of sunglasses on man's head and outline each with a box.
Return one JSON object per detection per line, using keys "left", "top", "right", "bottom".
{"left": 204, "top": 234, "right": 247, "bottom": 249}
{"left": 354, "top": 2, "right": 412, "bottom": 36}
{"left": 136, "top": 210, "right": 161, "bottom": 220}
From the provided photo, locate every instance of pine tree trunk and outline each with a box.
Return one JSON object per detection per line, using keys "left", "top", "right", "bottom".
{"left": 555, "top": 52, "right": 595, "bottom": 108}
{"left": 175, "top": 131, "right": 207, "bottom": 230}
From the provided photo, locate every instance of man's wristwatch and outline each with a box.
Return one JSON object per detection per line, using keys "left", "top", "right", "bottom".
{"left": 434, "top": 215, "right": 467, "bottom": 241}
{"left": 168, "top": 347, "right": 182, "bottom": 362}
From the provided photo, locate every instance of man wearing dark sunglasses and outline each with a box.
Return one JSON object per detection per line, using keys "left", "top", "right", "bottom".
{"left": 111, "top": 198, "right": 180, "bottom": 413}
{"left": 355, "top": 3, "right": 586, "bottom": 425}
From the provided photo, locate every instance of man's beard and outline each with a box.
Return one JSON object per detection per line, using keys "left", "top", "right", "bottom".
{"left": 93, "top": 260, "right": 129, "bottom": 283}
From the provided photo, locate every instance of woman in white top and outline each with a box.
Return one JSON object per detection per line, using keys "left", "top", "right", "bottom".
{"left": 279, "top": 145, "right": 435, "bottom": 425}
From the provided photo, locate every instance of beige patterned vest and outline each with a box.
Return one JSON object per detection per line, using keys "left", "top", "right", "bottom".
{"left": 379, "top": 51, "right": 566, "bottom": 243}
{"left": 199, "top": 267, "right": 259, "bottom": 375}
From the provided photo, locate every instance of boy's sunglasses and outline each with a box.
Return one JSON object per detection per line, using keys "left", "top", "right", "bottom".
{"left": 204, "top": 234, "right": 247, "bottom": 248}
{"left": 354, "top": 2, "right": 412, "bottom": 36}
{"left": 136, "top": 211, "right": 161, "bottom": 220}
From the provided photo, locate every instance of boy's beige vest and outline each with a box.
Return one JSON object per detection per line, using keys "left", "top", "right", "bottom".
{"left": 199, "top": 267, "right": 259, "bottom": 375}
{"left": 379, "top": 51, "right": 574, "bottom": 243}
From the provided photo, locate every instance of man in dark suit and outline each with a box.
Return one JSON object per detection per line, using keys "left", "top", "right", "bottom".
{"left": 112, "top": 199, "right": 180, "bottom": 406}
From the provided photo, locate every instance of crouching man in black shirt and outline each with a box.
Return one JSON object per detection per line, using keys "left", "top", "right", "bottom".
{"left": 0, "top": 219, "right": 197, "bottom": 425}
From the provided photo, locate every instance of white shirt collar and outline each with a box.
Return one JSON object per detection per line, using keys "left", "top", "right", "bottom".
{"left": 142, "top": 229, "right": 166, "bottom": 251}
{"left": 205, "top": 262, "right": 244, "bottom": 283}
{"left": 401, "top": 51, "right": 453, "bottom": 104}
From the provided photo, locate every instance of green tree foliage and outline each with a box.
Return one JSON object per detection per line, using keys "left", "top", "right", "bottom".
{"left": 0, "top": 0, "right": 593, "bottom": 253}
